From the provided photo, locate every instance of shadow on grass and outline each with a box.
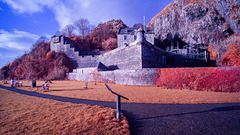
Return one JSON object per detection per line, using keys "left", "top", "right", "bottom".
{"left": 0, "top": 85, "right": 114, "bottom": 107}
{"left": 17, "top": 86, "right": 94, "bottom": 92}
{"left": 50, "top": 88, "right": 94, "bottom": 92}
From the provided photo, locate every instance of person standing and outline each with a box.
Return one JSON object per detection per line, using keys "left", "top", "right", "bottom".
{"left": 11, "top": 78, "right": 15, "bottom": 88}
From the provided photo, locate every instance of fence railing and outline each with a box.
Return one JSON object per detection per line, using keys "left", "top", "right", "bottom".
{"left": 105, "top": 83, "right": 129, "bottom": 120}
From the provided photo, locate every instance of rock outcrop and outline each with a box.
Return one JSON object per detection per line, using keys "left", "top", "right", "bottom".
{"left": 70, "top": 19, "right": 127, "bottom": 51}
{"left": 148, "top": 0, "right": 240, "bottom": 65}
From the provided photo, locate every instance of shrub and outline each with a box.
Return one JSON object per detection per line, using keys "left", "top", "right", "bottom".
{"left": 222, "top": 42, "right": 240, "bottom": 66}
{"left": 48, "top": 67, "right": 67, "bottom": 80}
{"left": 156, "top": 67, "right": 240, "bottom": 92}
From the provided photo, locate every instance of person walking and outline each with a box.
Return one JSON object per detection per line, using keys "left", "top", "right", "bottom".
{"left": 10, "top": 78, "right": 15, "bottom": 88}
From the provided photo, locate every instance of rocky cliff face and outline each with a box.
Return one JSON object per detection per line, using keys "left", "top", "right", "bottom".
{"left": 148, "top": 0, "right": 240, "bottom": 65}
{"left": 91, "top": 19, "right": 128, "bottom": 35}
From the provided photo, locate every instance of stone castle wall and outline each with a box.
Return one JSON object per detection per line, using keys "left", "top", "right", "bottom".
{"left": 117, "top": 33, "right": 155, "bottom": 48}
{"left": 142, "top": 43, "right": 166, "bottom": 68}
{"left": 76, "top": 55, "right": 99, "bottom": 66}
{"left": 51, "top": 35, "right": 99, "bottom": 67}
{"left": 67, "top": 68, "right": 159, "bottom": 86}
{"left": 117, "top": 34, "right": 135, "bottom": 48}
{"left": 53, "top": 43, "right": 99, "bottom": 68}
{"left": 98, "top": 44, "right": 142, "bottom": 70}
{"left": 50, "top": 36, "right": 63, "bottom": 52}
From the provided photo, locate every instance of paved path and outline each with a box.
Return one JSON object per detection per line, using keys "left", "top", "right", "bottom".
{"left": 1, "top": 85, "right": 240, "bottom": 135}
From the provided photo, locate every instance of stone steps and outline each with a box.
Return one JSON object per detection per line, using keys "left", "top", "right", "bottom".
{"left": 63, "top": 44, "right": 83, "bottom": 68}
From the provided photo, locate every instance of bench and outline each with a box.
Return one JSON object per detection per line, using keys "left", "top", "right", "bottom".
{"left": 18, "top": 82, "right": 23, "bottom": 87}
{"left": 15, "top": 82, "right": 23, "bottom": 87}
{"left": 37, "top": 83, "right": 50, "bottom": 91}
{"left": 3, "top": 80, "right": 7, "bottom": 84}
{"left": 42, "top": 83, "right": 50, "bottom": 91}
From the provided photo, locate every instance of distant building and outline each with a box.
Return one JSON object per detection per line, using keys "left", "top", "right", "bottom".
{"left": 51, "top": 35, "right": 78, "bottom": 53}
{"left": 166, "top": 42, "right": 209, "bottom": 67}
{"left": 117, "top": 27, "right": 154, "bottom": 48}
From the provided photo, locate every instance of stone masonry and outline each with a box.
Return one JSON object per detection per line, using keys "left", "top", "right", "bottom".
{"left": 51, "top": 28, "right": 166, "bottom": 85}
{"left": 117, "top": 27, "right": 155, "bottom": 48}
{"left": 51, "top": 35, "right": 99, "bottom": 68}
{"left": 67, "top": 68, "right": 159, "bottom": 86}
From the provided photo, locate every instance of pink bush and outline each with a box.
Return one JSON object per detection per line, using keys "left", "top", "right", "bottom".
{"left": 156, "top": 67, "right": 240, "bottom": 92}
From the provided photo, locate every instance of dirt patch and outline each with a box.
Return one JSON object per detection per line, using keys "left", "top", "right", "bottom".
{"left": 0, "top": 88, "right": 129, "bottom": 134}
{"left": 4, "top": 80, "right": 240, "bottom": 104}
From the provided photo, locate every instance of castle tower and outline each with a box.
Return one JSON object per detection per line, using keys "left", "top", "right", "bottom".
{"left": 50, "top": 35, "right": 64, "bottom": 52}
{"left": 136, "top": 28, "right": 146, "bottom": 44}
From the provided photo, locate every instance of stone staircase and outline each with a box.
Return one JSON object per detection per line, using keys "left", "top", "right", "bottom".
{"left": 51, "top": 35, "right": 100, "bottom": 74}
{"left": 63, "top": 43, "right": 100, "bottom": 70}
{"left": 62, "top": 43, "right": 82, "bottom": 68}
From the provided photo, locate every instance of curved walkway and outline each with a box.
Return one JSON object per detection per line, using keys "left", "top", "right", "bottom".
{"left": 1, "top": 85, "right": 240, "bottom": 135}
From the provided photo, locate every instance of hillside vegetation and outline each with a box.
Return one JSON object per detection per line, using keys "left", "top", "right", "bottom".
{"left": 157, "top": 67, "right": 240, "bottom": 92}
{"left": 70, "top": 19, "right": 127, "bottom": 51}
{"left": 1, "top": 41, "right": 75, "bottom": 80}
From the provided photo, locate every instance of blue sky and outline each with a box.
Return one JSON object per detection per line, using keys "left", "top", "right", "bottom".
{"left": 0, "top": 0, "right": 173, "bottom": 68}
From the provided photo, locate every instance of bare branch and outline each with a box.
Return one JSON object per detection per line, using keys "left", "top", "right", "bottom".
{"left": 74, "top": 18, "right": 94, "bottom": 37}
{"left": 61, "top": 24, "right": 75, "bottom": 37}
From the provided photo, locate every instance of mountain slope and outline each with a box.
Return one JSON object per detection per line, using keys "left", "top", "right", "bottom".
{"left": 148, "top": 0, "right": 240, "bottom": 65}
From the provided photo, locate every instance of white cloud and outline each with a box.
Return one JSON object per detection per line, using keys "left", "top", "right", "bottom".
{"left": 0, "top": 29, "right": 40, "bottom": 67}
{"left": 2, "top": 0, "right": 124, "bottom": 27}
{"left": 51, "top": 2, "right": 73, "bottom": 29}
{"left": 2, "top": 0, "right": 130, "bottom": 29}
{"left": 50, "top": 0, "right": 122, "bottom": 28}
{"left": 81, "top": 0, "right": 90, "bottom": 8}
{"left": 0, "top": 29, "right": 39, "bottom": 50}
{"left": 2, "top": 0, "right": 56, "bottom": 14}
{"left": 2, "top": 0, "right": 75, "bottom": 28}
{"left": 0, "top": 48, "right": 23, "bottom": 67}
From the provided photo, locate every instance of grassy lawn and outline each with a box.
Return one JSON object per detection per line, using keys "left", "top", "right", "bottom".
{"left": 0, "top": 85, "right": 129, "bottom": 134}
{"left": 1, "top": 80, "right": 240, "bottom": 134}
{"left": 5, "top": 80, "right": 240, "bottom": 104}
